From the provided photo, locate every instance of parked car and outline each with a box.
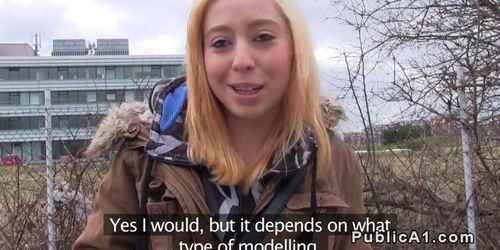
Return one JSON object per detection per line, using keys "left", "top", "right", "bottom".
{"left": 58, "top": 155, "right": 75, "bottom": 164}
{"left": 2, "top": 154, "right": 23, "bottom": 166}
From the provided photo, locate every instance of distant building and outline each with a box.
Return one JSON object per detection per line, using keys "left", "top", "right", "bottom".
{"left": 0, "top": 44, "right": 36, "bottom": 56}
{"left": 0, "top": 40, "right": 184, "bottom": 161}
{"left": 51, "top": 39, "right": 88, "bottom": 56}
{"left": 95, "top": 39, "right": 129, "bottom": 56}
{"left": 343, "top": 124, "right": 387, "bottom": 147}
{"left": 425, "top": 116, "right": 456, "bottom": 135}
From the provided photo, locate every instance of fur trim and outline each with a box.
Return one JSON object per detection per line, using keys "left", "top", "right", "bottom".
{"left": 320, "top": 96, "right": 346, "bottom": 133}
{"left": 85, "top": 102, "right": 151, "bottom": 159}
{"left": 85, "top": 98, "right": 345, "bottom": 158}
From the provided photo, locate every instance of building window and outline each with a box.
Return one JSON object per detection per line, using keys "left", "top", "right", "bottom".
{"left": 151, "top": 66, "right": 161, "bottom": 78}
{"left": 30, "top": 92, "right": 42, "bottom": 105}
{"left": 0, "top": 118, "right": 7, "bottom": 130}
{"left": 88, "top": 67, "right": 97, "bottom": 79}
{"left": 38, "top": 68, "right": 49, "bottom": 80}
{"left": 31, "top": 141, "right": 42, "bottom": 161}
{"left": 125, "top": 90, "right": 135, "bottom": 102}
{"left": 0, "top": 68, "right": 8, "bottom": 81}
{"left": 87, "top": 91, "right": 97, "bottom": 103}
{"left": 97, "top": 67, "right": 105, "bottom": 79}
{"left": 19, "top": 68, "right": 30, "bottom": 80}
{"left": 59, "top": 116, "right": 69, "bottom": 129}
{"left": 77, "top": 91, "right": 87, "bottom": 103}
{"left": 162, "top": 65, "right": 180, "bottom": 78}
{"left": 133, "top": 66, "right": 143, "bottom": 79}
{"left": 30, "top": 68, "right": 48, "bottom": 80}
{"left": 68, "top": 67, "right": 78, "bottom": 80}
{"left": 49, "top": 68, "right": 58, "bottom": 80}
{"left": 115, "top": 67, "right": 124, "bottom": 79}
{"left": 58, "top": 91, "right": 69, "bottom": 104}
{"left": 105, "top": 67, "right": 115, "bottom": 79}
{"left": 20, "top": 92, "right": 30, "bottom": 105}
{"left": 69, "top": 91, "right": 78, "bottom": 103}
{"left": 0, "top": 93, "right": 8, "bottom": 105}
{"left": 20, "top": 92, "right": 42, "bottom": 106}
{"left": 29, "top": 68, "right": 37, "bottom": 80}
{"left": 106, "top": 93, "right": 116, "bottom": 101}
{"left": 30, "top": 117, "right": 43, "bottom": 129}
{"left": 142, "top": 66, "right": 152, "bottom": 79}
{"left": 9, "top": 92, "right": 20, "bottom": 105}
{"left": 9, "top": 68, "right": 20, "bottom": 81}
{"left": 58, "top": 67, "right": 68, "bottom": 80}
{"left": 124, "top": 66, "right": 134, "bottom": 79}
{"left": 77, "top": 67, "right": 87, "bottom": 79}
{"left": 10, "top": 117, "right": 20, "bottom": 129}
{"left": 69, "top": 116, "right": 80, "bottom": 128}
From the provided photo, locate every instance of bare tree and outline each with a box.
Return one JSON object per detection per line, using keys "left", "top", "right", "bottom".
{"left": 329, "top": 0, "right": 499, "bottom": 248}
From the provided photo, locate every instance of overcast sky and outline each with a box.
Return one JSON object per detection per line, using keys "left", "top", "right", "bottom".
{"left": 0, "top": 0, "right": 393, "bottom": 132}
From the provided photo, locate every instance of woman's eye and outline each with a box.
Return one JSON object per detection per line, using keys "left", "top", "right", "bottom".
{"left": 254, "top": 34, "right": 275, "bottom": 42}
{"left": 211, "top": 39, "right": 231, "bottom": 48}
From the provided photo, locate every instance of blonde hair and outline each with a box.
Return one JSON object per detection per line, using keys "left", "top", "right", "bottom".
{"left": 186, "top": 0, "right": 332, "bottom": 192}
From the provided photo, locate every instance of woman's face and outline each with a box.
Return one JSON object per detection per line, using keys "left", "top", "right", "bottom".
{"left": 203, "top": 0, "right": 293, "bottom": 122}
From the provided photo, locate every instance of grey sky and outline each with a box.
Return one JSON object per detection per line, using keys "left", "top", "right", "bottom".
{"left": 0, "top": 0, "right": 390, "bottom": 132}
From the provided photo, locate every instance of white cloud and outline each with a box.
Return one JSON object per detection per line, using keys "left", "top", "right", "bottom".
{"left": 134, "top": 34, "right": 185, "bottom": 55}
{"left": 7, "top": 0, "right": 35, "bottom": 7}
{"left": 61, "top": 0, "right": 126, "bottom": 35}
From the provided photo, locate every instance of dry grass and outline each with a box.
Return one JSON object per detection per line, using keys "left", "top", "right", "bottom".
{"left": 360, "top": 137, "right": 500, "bottom": 249}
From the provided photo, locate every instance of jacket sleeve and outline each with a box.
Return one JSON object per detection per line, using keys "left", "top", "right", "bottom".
{"left": 73, "top": 147, "right": 147, "bottom": 250}
{"left": 331, "top": 140, "right": 372, "bottom": 250}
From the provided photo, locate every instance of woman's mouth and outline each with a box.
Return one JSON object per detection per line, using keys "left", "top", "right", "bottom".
{"left": 231, "top": 86, "right": 263, "bottom": 95}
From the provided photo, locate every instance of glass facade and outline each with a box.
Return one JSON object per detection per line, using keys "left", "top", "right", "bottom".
{"left": 0, "top": 64, "right": 181, "bottom": 81}
{"left": 0, "top": 140, "right": 89, "bottom": 161}
{"left": 0, "top": 114, "right": 104, "bottom": 130}
{"left": 50, "top": 89, "right": 147, "bottom": 105}
{"left": 0, "top": 92, "right": 43, "bottom": 106}
{"left": 0, "top": 141, "right": 43, "bottom": 162}
{"left": 0, "top": 59, "right": 184, "bottom": 161}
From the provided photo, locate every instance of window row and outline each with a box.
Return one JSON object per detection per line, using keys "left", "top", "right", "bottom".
{"left": 1, "top": 139, "right": 88, "bottom": 161}
{"left": 51, "top": 89, "right": 148, "bottom": 105}
{"left": 0, "top": 114, "right": 105, "bottom": 130}
{"left": 0, "top": 64, "right": 182, "bottom": 81}
{"left": 0, "top": 92, "right": 44, "bottom": 106}
{"left": 0, "top": 89, "right": 148, "bottom": 106}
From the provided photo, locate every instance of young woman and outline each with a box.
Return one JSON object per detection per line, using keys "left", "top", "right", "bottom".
{"left": 74, "top": 0, "right": 370, "bottom": 249}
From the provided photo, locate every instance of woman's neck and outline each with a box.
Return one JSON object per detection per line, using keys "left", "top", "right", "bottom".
{"left": 226, "top": 111, "right": 278, "bottom": 171}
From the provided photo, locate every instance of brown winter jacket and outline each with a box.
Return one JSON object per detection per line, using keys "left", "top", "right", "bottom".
{"left": 73, "top": 102, "right": 372, "bottom": 250}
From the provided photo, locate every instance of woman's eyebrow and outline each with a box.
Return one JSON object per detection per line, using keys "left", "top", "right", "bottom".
{"left": 248, "top": 19, "right": 280, "bottom": 30}
{"left": 205, "top": 25, "right": 231, "bottom": 38}
{"left": 205, "top": 19, "right": 280, "bottom": 38}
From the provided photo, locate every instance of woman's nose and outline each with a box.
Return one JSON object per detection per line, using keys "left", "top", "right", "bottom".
{"left": 231, "top": 42, "right": 255, "bottom": 72}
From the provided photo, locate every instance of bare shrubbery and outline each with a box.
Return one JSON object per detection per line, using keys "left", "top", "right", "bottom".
{"left": 0, "top": 158, "right": 110, "bottom": 249}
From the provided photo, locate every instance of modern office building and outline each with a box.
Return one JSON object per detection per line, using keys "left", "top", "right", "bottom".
{"left": 0, "top": 39, "right": 184, "bottom": 162}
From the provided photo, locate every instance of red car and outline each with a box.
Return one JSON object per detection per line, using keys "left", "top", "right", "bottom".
{"left": 59, "top": 155, "right": 76, "bottom": 164}
{"left": 2, "top": 154, "right": 23, "bottom": 166}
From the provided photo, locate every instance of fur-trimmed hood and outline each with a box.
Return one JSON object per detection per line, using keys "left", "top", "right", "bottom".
{"left": 85, "top": 101, "right": 152, "bottom": 159}
{"left": 85, "top": 95, "right": 345, "bottom": 159}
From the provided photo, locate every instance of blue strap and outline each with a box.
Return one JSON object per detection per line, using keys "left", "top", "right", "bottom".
{"left": 160, "top": 84, "right": 187, "bottom": 131}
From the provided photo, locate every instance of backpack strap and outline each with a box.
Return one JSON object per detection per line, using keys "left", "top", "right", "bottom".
{"left": 136, "top": 157, "right": 155, "bottom": 250}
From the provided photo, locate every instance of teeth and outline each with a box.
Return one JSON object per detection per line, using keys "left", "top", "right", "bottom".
{"left": 235, "top": 87, "right": 258, "bottom": 91}
{"left": 233, "top": 86, "right": 260, "bottom": 93}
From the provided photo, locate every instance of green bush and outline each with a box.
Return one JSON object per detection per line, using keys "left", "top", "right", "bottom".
{"left": 382, "top": 123, "right": 430, "bottom": 145}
